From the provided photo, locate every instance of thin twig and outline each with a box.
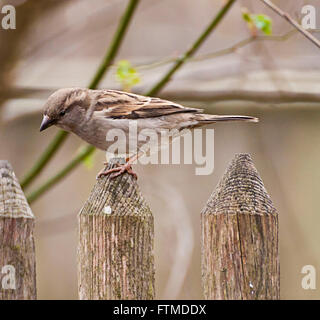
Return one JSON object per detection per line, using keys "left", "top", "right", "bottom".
{"left": 26, "top": 0, "right": 236, "bottom": 204}
{"left": 88, "top": 0, "right": 140, "bottom": 90}
{"left": 27, "top": 146, "right": 95, "bottom": 203}
{"left": 4, "top": 28, "right": 320, "bottom": 106}
{"left": 158, "top": 89, "right": 320, "bottom": 104}
{"left": 20, "top": 131, "right": 69, "bottom": 189}
{"left": 261, "top": 0, "right": 320, "bottom": 49}
{"left": 21, "top": 0, "right": 140, "bottom": 189}
{"left": 192, "top": 30, "right": 296, "bottom": 62}
{"left": 147, "top": 0, "right": 236, "bottom": 96}
{"left": 136, "top": 29, "right": 298, "bottom": 70}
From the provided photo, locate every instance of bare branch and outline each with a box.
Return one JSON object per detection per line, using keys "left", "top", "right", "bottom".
{"left": 158, "top": 89, "right": 320, "bottom": 104}
{"left": 137, "top": 30, "right": 298, "bottom": 70}
{"left": 261, "top": 0, "right": 320, "bottom": 49}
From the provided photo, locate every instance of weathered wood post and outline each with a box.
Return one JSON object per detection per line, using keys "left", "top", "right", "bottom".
{"left": 201, "top": 153, "right": 279, "bottom": 300}
{"left": 0, "top": 160, "right": 36, "bottom": 300}
{"left": 78, "top": 160, "right": 155, "bottom": 300}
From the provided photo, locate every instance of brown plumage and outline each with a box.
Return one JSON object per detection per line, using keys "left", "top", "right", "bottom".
{"left": 40, "top": 88, "right": 258, "bottom": 178}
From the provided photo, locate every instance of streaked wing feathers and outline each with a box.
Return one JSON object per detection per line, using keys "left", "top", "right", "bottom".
{"left": 95, "top": 90, "right": 201, "bottom": 119}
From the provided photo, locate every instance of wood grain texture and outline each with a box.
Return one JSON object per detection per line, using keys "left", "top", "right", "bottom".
{"left": 78, "top": 160, "right": 155, "bottom": 300}
{"left": 201, "top": 154, "right": 279, "bottom": 300}
{"left": 0, "top": 160, "right": 36, "bottom": 300}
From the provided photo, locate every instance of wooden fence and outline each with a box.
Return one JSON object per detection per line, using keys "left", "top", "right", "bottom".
{"left": 0, "top": 160, "right": 36, "bottom": 300}
{"left": 0, "top": 153, "right": 279, "bottom": 300}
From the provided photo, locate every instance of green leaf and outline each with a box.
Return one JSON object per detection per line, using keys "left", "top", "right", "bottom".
{"left": 241, "top": 8, "right": 272, "bottom": 35}
{"left": 115, "top": 60, "right": 141, "bottom": 91}
{"left": 251, "top": 14, "right": 272, "bottom": 35}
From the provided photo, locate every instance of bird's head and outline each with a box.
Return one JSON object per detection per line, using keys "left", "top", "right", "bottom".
{"left": 40, "top": 88, "right": 90, "bottom": 132}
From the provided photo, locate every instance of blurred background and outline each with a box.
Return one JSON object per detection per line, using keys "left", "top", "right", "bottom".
{"left": 1, "top": 0, "right": 320, "bottom": 299}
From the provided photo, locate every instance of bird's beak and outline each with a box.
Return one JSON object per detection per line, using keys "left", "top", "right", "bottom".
{"left": 40, "top": 115, "right": 55, "bottom": 132}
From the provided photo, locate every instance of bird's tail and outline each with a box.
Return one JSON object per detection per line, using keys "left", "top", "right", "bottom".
{"left": 196, "top": 114, "right": 259, "bottom": 124}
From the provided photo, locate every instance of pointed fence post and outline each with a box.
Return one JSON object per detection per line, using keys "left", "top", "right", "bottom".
{"left": 78, "top": 159, "right": 155, "bottom": 300}
{"left": 201, "top": 153, "right": 279, "bottom": 300}
{"left": 0, "top": 160, "right": 36, "bottom": 300}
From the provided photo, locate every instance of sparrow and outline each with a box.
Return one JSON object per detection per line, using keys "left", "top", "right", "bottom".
{"left": 40, "top": 88, "right": 258, "bottom": 179}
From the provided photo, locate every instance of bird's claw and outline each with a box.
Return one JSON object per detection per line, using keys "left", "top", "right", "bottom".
{"left": 96, "top": 162, "right": 138, "bottom": 180}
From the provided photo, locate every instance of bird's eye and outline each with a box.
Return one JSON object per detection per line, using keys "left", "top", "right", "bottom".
{"left": 59, "top": 110, "right": 66, "bottom": 117}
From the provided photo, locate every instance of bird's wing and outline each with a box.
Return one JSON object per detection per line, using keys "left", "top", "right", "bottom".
{"left": 92, "top": 90, "right": 202, "bottom": 119}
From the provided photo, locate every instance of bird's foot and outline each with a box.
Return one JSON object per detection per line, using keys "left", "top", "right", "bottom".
{"left": 97, "top": 162, "right": 137, "bottom": 180}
